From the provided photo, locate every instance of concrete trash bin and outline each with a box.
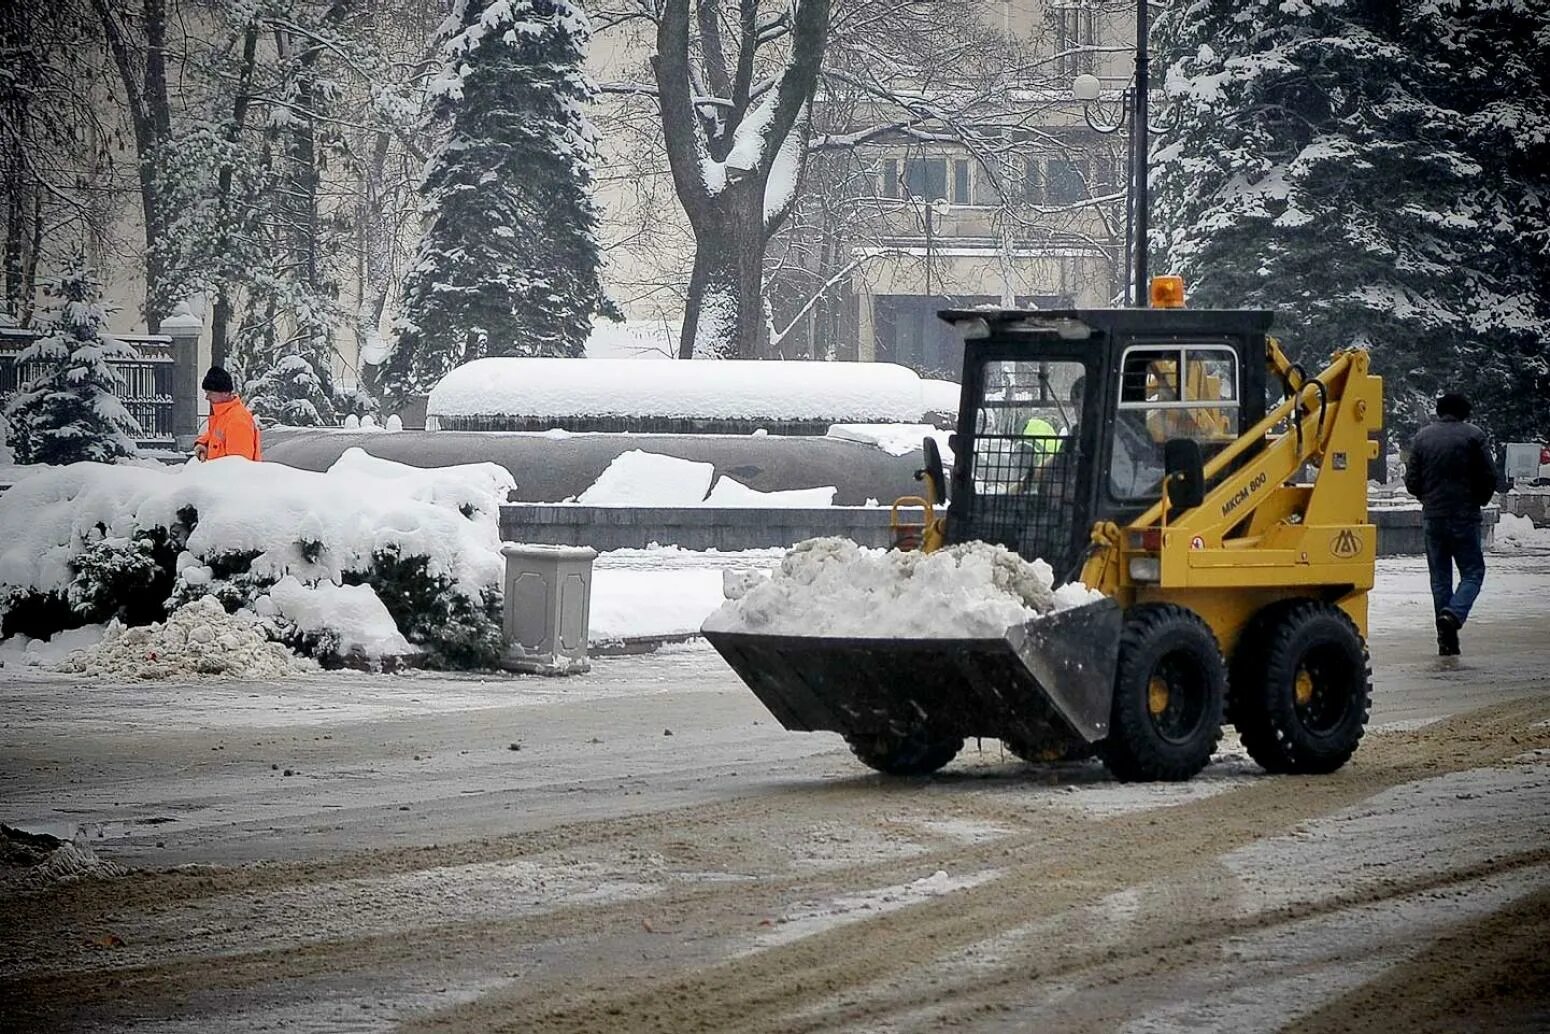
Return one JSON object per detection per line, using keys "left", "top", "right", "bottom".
{"left": 501, "top": 543, "right": 598, "bottom": 674}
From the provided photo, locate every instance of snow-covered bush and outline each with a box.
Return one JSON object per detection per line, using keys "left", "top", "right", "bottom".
{"left": 66, "top": 528, "right": 180, "bottom": 627}
{"left": 0, "top": 449, "right": 515, "bottom": 668}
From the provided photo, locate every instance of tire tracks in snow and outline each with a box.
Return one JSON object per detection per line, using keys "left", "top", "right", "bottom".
{"left": 2, "top": 697, "right": 1546, "bottom": 1032}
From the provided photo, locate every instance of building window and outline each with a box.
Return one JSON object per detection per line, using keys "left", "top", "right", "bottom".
{"left": 903, "top": 157, "right": 948, "bottom": 201}
{"left": 1053, "top": 5, "right": 1097, "bottom": 78}
{"left": 880, "top": 158, "right": 900, "bottom": 199}
{"left": 1023, "top": 157, "right": 1043, "bottom": 204}
{"left": 974, "top": 161, "right": 999, "bottom": 205}
{"left": 953, "top": 159, "right": 972, "bottom": 204}
{"left": 1046, "top": 158, "right": 1089, "bottom": 203}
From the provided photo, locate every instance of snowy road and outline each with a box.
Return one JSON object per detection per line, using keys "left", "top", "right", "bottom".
{"left": 1, "top": 554, "right": 1547, "bottom": 1032}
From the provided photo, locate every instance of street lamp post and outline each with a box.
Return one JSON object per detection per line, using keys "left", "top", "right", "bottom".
{"left": 922, "top": 196, "right": 950, "bottom": 299}
{"left": 1072, "top": 1, "right": 1172, "bottom": 307}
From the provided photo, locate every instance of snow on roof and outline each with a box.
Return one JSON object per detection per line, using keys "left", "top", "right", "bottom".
{"left": 426, "top": 358, "right": 935, "bottom": 425}
{"left": 921, "top": 378, "right": 960, "bottom": 414}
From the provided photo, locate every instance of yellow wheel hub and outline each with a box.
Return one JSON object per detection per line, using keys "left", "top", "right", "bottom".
{"left": 1148, "top": 676, "right": 1171, "bottom": 716}
{"left": 1294, "top": 668, "right": 1316, "bottom": 706}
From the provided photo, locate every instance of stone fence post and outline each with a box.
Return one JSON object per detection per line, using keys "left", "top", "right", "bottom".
{"left": 161, "top": 303, "right": 203, "bottom": 450}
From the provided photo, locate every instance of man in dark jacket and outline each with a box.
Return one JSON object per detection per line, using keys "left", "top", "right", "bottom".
{"left": 1404, "top": 393, "right": 1497, "bottom": 655}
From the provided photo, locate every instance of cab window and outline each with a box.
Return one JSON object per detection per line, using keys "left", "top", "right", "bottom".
{"left": 1111, "top": 344, "right": 1240, "bottom": 500}
{"left": 972, "top": 359, "right": 1086, "bottom": 495}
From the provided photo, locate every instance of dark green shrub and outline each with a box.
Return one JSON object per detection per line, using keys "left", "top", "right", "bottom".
{"left": 345, "top": 547, "right": 502, "bottom": 669}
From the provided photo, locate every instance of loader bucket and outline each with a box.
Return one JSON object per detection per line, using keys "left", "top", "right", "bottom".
{"left": 702, "top": 598, "right": 1123, "bottom": 751}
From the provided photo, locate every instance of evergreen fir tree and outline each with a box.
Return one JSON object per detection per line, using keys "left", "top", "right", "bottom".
{"left": 1151, "top": 0, "right": 1550, "bottom": 442}
{"left": 3, "top": 258, "right": 142, "bottom": 465}
{"left": 383, "top": 0, "right": 614, "bottom": 409}
{"left": 235, "top": 276, "right": 343, "bottom": 427}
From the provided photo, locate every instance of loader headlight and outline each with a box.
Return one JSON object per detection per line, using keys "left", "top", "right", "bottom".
{"left": 1128, "top": 557, "right": 1161, "bottom": 582}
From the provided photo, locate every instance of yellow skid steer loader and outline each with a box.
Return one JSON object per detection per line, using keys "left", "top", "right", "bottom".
{"left": 704, "top": 280, "right": 1383, "bottom": 782}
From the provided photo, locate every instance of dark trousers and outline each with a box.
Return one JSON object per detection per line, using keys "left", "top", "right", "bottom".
{"left": 1423, "top": 516, "right": 1486, "bottom": 624}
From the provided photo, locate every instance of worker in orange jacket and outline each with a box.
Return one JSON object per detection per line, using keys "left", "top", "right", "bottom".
{"left": 194, "top": 366, "right": 261, "bottom": 462}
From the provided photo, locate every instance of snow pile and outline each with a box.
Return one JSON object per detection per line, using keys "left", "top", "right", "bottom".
{"left": 426, "top": 358, "right": 933, "bottom": 426}
{"left": 573, "top": 450, "right": 836, "bottom": 507}
{"left": 705, "top": 477, "right": 835, "bottom": 507}
{"left": 56, "top": 596, "right": 314, "bottom": 679}
{"left": 0, "top": 463, "right": 57, "bottom": 486}
{"left": 262, "top": 576, "right": 416, "bottom": 659}
{"left": 0, "top": 825, "right": 125, "bottom": 892}
{"left": 0, "top": 624, "right": 105, "bottom": 667}
{"left": 705, "top": 538, "right": 1098, "bottom": 638}
{"left": 1495, "top": 512, "right": 1550, "bottom": 550}
{"left": 578, "top": 450, "right": 713, "bottom": 506}
{"left": 325, "top": 447, "right": 513, "bottom": 517}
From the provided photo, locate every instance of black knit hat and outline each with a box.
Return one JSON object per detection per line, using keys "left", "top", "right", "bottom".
{"left": 201, "top": 366, "right": 234, "bottom": 393}
{"left": 1437, "top": 393, "right": 1471, "bottom": 419}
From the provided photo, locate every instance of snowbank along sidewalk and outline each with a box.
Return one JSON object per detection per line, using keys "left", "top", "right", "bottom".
{"left": 0, "top": 449, "right": 512, "bottom": 668}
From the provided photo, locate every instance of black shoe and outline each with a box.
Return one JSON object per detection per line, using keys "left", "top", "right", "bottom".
{"left": 1436, "top": 612, "right": 1461, "bottom": 656}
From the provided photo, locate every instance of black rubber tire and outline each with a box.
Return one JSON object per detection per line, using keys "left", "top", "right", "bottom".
{"left": 1225, "top": 600, "right": 1299, "bottom": 729}
{"left": 845, "top": 729, "right": 963, "bottom": 775}
{"left": 1230, "top": 600, "right": 1370, "bottom": 774}
{"left": 1097, "top": 604, "right": 1225, "bottom": 782}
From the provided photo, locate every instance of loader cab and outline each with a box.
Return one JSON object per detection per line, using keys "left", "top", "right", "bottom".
{"left": 939, "top": 307, "right": 1272, "bottom": 579}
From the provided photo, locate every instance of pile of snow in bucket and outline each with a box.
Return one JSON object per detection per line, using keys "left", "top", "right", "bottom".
{"left": 704, "top": 538, "right": 1104, "bottom": 638}
{"left": 56, "top": 596, "right": 314, "bottom": 679}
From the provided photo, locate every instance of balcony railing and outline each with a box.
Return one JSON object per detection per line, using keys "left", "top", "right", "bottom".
{"left": 0, "top": 328, "right": 177, "bottom": 447}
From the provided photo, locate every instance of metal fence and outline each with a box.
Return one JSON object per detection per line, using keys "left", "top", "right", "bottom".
{"left": 0, "top": 328, "right": 176, "bottom": 447}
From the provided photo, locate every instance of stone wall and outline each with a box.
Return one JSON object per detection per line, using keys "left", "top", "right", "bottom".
{"left": 501, "top": 505, "right": 925, "bottom": 552}
{"left": 502, "top": 503, "right": 1482, "bottom": 557}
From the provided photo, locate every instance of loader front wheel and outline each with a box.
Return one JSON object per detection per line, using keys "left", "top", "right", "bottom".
{"left": 1098, "top": 604, "right": 1225, "bottom": 782}
{"left": 1232, "top": 601, "right": 1370, "bottom": 774}
{"left": 845, "top": 729, "right": 963, "bottom": 776}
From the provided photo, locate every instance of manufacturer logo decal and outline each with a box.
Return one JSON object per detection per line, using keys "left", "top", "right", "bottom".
{"left": 1331, "top": 528, "right": 1362, "bottom": 558}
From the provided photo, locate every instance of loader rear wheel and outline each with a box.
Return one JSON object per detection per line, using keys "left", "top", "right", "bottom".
{"left": 845, "top": 729, "right": 963, "bottom": 776}
{"left": 1231, "top": 600, "right": 1370, "bottom": 774}
{"left": 1097, "top": 604, "right": 1224, "bottom": 782}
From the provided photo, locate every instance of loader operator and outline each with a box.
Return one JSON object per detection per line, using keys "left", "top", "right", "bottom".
{"left": 1046, "top": 376, "right": 1161, "bottom": 499}
{"left": 1404, "top": 392, "right": 1497, "bottom": 656}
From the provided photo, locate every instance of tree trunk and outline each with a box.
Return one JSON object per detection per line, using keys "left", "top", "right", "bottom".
{"left": 140, "top": 0, "right": 171, "bottom": 332}
{"left": 210, "top": 24, "right": 259, "bottom": 369}
{"left": 654, "top": 0, "right": 831, "bottom": 360}
{"left": 678, "top": 184, "right": 768, "bottom": 359}
{"left": 3, "top": 170, "right": 23, "bottom": 318}
{"left": 21, "top": 192, "right": 41, "bottom": 325}
{"left": 92, "top": 0, "right": 174, "bottom": 332}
